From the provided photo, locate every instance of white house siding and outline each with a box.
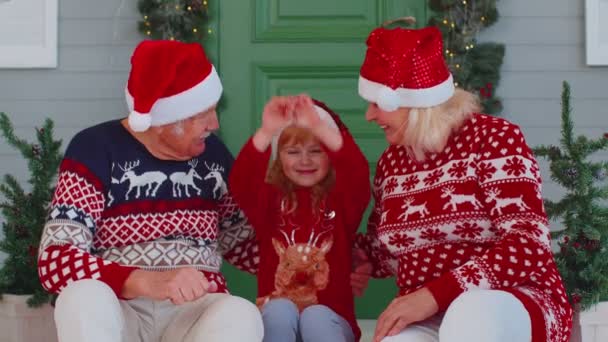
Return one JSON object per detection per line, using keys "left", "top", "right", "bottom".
{"left": 0, "top": 0, "right": 606, "bottom": 248}
{"left": 479, "top": 0, "right": 608, "bottom": 225}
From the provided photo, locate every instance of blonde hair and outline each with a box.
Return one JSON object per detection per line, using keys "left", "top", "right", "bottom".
{"left": 266, "top": 126, "right": 335, "bottom": 215}
{"left": 400, "top": 89, "right": 481, "bottom": 161}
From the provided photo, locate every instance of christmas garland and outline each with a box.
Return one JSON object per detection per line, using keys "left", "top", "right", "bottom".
{"left": 428, "top": 0, "right": 505, "bottom": 114}
{"left": 137, "top": 0, "right": 210, "bottom": 43}
{"left": 136, "top": 1, "right": 503, "bottom": 114}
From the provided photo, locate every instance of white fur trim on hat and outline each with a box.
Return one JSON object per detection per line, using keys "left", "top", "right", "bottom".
{"left": 270, "top": 105, "right": 339, "bottom": 160}
{"left": 128, "top": 110, "right": 151, "bottom": 132}
{"left": 358, "top": 73, "right": 454, "bottom": 110}
{"left": 126, "top": 66, "right": 223, "bottom": 129}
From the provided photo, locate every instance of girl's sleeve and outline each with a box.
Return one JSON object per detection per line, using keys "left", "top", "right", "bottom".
{"left": 228, "top": 137, "right": 275, "bottom": 239}
{"left": 354, "top": 155, "right": 397, "bottom": 278}
{"left": 326, "top": 131, "right": 371, "bottom": 235}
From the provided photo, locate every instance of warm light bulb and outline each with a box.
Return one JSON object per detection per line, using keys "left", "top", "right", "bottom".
{"left": 456, "top": 64, "right": 461, "bottom": 68}
{"left": 462, "top": 0, "right": 467, "bottom": 4}
{"left": 170, "top": 37, "right": 175, "bottom": 40}
{"left": 443, "top": 19, "right": 448, "bottom": 25}
{"left": 187, "top": 6, "right": 192, "bottom": 11}
{"left": 193, "top": 28, "right": 198, "bottom": 33}
{"left": 144, "top": 15, "right": 148, "bottom": 20}
{"left": 208, "top": 28, "right": 212, "bottom": 34}
{"left": 146, "top": 30, "right": 151, "bottom": 35}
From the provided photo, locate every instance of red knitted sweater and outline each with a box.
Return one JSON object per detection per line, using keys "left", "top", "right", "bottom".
{"left": 356, "top": 114, "right": 572, "bottom": 342}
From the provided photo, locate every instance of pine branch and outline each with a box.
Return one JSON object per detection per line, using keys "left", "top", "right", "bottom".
{"left": 536, "top": 82, "right": 608, "bottom": 310}
{"left": 0, "top": 113, "right": 61, "bottom": 307}
{"left": 559, "top": 82, "right": 575, "bottom": 155}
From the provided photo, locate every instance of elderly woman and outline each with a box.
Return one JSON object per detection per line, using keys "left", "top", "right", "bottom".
{"left": 352, "top": 26, "right": 572, "bottom": 342}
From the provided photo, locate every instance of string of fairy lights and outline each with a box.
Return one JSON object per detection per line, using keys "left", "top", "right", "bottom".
{"left": 430, "top": 0, "right": 503, "bottom": 113}
{"left": 138, "top": 0, "right": 211, "bottom": 43}
{"left": 438, "top": 0, "right": 490, "bottom": 87}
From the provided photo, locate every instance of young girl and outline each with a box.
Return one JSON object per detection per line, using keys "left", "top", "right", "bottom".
{"left": 229, "top": 95, "right": 370, "bottom": 342}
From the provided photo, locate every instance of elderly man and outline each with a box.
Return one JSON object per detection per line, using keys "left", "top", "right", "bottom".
{"left": 37, "top": 40, "right": 262, "bottom": 342}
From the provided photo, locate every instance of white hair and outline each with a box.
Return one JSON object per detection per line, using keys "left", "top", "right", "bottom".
{"left": 171, "top": 119, "right": 185, "bottom": 136}
{"left": 400, "top": 89, "right": 481, "bottom": 161}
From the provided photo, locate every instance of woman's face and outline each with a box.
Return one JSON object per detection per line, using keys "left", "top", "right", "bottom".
{"left": 365, "top": 103, "right": 410, "bottom": 145}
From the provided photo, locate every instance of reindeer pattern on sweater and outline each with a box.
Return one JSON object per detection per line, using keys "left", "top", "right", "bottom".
{"left": 356, "top": 114, "right": 572, "bottom": 342}
{"left": 37, "top": 120, "right": 256, "bottom": 297}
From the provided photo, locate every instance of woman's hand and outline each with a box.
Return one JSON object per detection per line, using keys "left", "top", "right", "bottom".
{"left": 373, "top": 287, "right": 439, "bottom": 342}
{"left": 351, "top": 248, "right": 372, "bottom": 296}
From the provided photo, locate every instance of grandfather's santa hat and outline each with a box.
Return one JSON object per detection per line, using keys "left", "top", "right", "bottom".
{"left": 270, "top": 99, "right": 347, "bottom": 160}
{"left": 358, "top": 26, "right": 454, "bottom": 112}
{"left": 126, "top": 40, "right": 222, "bottom": 132}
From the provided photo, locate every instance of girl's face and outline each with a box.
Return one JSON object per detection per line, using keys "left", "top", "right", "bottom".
{"left": 279, "top": 138, "right": 330, "bottom": 188}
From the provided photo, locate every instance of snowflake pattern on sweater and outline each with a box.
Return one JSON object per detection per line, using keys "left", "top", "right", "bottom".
{"left": 356, "top": 114, "right": 572, "bottom": 342}
{"left": 38, "top": 120, "right": 257, "bottom": 297}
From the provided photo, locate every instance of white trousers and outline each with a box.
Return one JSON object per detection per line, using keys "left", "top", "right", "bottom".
{"left": 381, "top": 290, "right": 532, "bottom": 342}
{"left": 54, "top": 279, "right": 263, "bottom": 342}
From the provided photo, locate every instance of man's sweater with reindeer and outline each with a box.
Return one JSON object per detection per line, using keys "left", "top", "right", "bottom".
{"left": 356, "top": 114, "right": 572, "bottom": 342}
{"left": 37, "top": 120, "right": 257, "bottom": 297}
{"left": 229, "top": 132, "right": 371, "bottom": 341}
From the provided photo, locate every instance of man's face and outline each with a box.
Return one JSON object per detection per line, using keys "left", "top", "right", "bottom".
{"left": 159, "top": 106, "right": 219, "bottom": 158}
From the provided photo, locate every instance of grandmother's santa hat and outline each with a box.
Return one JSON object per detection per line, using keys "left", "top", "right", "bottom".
{"left": 125, "top": 40, "right": 222, "bottom": 132}
{"left": 358, "top": 26, "right": 454, "bottom": 112}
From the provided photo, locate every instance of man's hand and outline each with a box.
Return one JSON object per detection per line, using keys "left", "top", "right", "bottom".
{"left": 121, "top": 268, "right": 217, "bottom": 305}
{"left": 373, "top": 287, "right": 439, "bottom": 342}
{"left": 351, "top": 248, "right": 372, "bottom": 297}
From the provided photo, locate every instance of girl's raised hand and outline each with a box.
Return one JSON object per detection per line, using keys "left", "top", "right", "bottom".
{"left": 261, "top": 96, "right": 295, "bottom": 135}
{"left": 293, "top": 94, "right": 321, "bottom": 130}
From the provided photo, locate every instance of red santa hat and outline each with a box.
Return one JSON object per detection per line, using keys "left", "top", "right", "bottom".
{"left": 358, "top": 26, "right": 454, "bottom": 112}
{"left": 125, "top": 40, "right": 222, "bottom": 132}
{"left": 270, "top": 100, "right": 344, "bottom": 160}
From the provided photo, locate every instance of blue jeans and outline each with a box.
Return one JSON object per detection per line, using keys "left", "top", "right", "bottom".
{"left": 261, "top": 298, "right": 355, "bottom": 342}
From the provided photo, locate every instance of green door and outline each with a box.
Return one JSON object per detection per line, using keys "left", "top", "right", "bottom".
{"left": 217, "top": 0, "right": 430, "bottom": 319}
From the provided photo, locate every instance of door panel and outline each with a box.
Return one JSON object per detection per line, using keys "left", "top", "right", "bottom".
{"left": 219, "top": 0, "right": 429, "bottom": 319}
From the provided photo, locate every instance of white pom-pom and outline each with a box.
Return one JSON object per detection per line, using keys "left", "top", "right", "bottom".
{"left": 377, "top": 87, "right": 401, "bottom": 112}
{"left": 128, "top": 111, "right": 151, "bottom": 132}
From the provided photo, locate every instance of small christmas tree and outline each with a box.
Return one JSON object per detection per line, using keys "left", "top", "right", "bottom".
{"left": 0, "top": 113, "right": 62, "bottom": 307}
{"left": 533, "top": 82, "right": 608, "bottom": 310}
